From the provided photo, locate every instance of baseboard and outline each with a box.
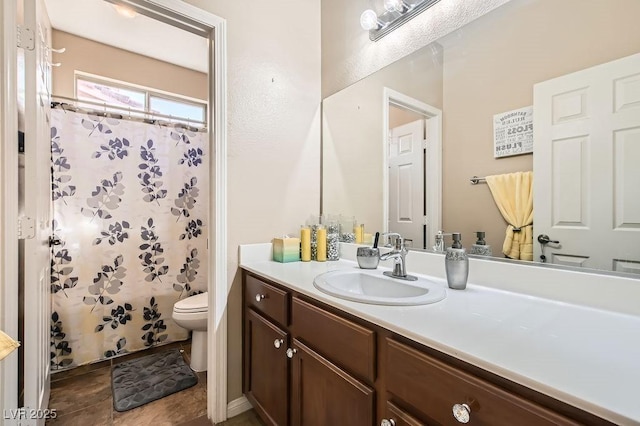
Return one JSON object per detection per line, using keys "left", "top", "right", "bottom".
{"left": 227, "top": 396, "right": 253, "bottom": 418}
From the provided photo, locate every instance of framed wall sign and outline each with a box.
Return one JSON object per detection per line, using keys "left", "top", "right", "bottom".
{"left": 493, "top": 106, "right": 533, "bottom": 158}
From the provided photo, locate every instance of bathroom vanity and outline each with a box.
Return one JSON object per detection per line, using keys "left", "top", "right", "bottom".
{"left": 240, "top": 245, "right": 640, "bottom": 425}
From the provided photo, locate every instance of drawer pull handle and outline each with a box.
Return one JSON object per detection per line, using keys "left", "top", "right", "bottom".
{"left": 286, "top": 348, "right": 297, "bottom": 359}
{"left": 380, "top": 419, "right": 396, "bottom": 426}
{"left": 452, "top": 403, "right": 471, "bottom": 423}
{"left": 255, "top": 294, "right": 266, "bottom": 302}
{"left": 273, "top": 339, "right": 284, "bottom": 349}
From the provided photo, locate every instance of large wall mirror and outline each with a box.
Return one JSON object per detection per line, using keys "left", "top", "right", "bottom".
{"left": 322, "top": 0, "right": 640, "bottom": 276}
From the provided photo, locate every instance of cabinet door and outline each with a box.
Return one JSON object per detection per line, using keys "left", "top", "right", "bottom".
{"left": 245, "top": 309, "right": 289, "bottom": 426}
{"left": 383, "top": 401, "right": 426, "bottom": 426}
{"left": 290, "top": 339, "right": 374, "bottom": 426}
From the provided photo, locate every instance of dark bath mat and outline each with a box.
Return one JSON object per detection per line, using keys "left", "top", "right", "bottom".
{"left": 111, "top": 348, "right": 198, "bottom": 412}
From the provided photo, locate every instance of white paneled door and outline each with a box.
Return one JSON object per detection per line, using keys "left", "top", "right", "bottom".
{"left": 388, "top": 120, "right": 425, "bottom": 248}
{"left": 533, "top": 52, "right": 640, "bottom": 273}
{"left": 23, "top": 0, "right": 53, "bottom": 422}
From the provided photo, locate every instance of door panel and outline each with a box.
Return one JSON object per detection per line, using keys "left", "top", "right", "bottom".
{"left": 244, "top": 309, "right": 288, "bottom": 426}
{"left": 291, "top": 339, "right": 374, "bottom": 426}
{"left": 23, "top": 0, "right": 52, "bottom": 420}
{"left": 533, "top": 52, "right": 640, "bottom": 272}
{"left": 389, "top": 120, "right": 425, "bottom": 248}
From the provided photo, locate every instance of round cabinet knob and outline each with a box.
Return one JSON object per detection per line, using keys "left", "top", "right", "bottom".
{"left": 286, "top": 348, "right": 297, "bottom": 359}
{"left": 273, "top": 339, "right": 283, "bottom": 349}
{"left": 452, "top": 403, "right": 471, "bottom": 423}
{"left": 380, "top": 419, "right": 396, "bottom": 426}
{"left": 255, "top": 294, "right": 266, "bottom": 302}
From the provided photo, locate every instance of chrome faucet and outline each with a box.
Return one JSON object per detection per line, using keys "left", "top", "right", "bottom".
{"left": 379, "top": 232, "right": 417, "bottom": 281}
{"left": 433, "top": 231, "right": 446, "bottom": 253}
{"left": 433, "top": 230, "right": 454, "bottom": 253}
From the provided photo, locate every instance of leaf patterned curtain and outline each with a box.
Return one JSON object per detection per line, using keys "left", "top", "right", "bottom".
{"left": 50, "top": 109, "right": 208, "bottom": 370}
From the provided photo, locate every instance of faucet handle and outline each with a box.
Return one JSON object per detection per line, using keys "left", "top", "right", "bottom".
{"left": 382, "top": 232, "right": 404, "bottom": 250}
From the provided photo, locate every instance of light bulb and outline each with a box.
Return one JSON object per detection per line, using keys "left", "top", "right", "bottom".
{"left": 113, "top": 4, "right": 137, "bottom": 19}
{"left": 384, "top": 0, "right": 404, "bottom": 12}
{"left": 360, "top": 9, "right": 379, "bottom": 31}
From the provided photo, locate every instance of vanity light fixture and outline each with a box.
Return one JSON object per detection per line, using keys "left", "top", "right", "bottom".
{"left": 361, "top": 0, "right": 442, "bottom": 41}
{"left": 360, "top": 9, "right": 386, "bottom": 31}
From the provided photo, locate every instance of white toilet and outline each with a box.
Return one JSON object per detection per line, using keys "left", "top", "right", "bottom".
{"left": 172, "top": 292, "right": 208, "bottom": 372}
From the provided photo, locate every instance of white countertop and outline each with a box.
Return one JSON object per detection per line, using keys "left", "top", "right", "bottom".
{"left": 240, "top": 245, "right": 640, "bottom": 425}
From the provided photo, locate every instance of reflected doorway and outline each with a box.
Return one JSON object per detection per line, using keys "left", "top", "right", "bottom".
{"left": 383, "top": 88, "right": 442, "bottom": 250}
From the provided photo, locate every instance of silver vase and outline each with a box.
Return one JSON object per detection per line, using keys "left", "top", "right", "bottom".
{"left": 445, "top": 248, "right": 469, "bottom": 290}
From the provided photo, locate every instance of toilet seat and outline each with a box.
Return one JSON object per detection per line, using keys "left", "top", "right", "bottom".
{"left": 173, "top": 292, "right": 208, "bottom": 313}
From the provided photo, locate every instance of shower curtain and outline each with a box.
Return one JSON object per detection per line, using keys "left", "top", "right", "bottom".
{"left": 50, "top": 108, "right": 208, "bottom": 370}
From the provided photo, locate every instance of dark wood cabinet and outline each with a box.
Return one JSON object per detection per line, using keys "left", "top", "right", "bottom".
{"left": 245, "top": 274, "right": 289, "bottom": 327}
{"left": 290, "top": 339, "right": 375, "bottom": 426}
{"left": 382, "top": 401, "right": 425, "bottom": 426}
{"left": 385, "top": 338, "right": 578, "bottom": 426}
{"left": 243, "top": 272, "right": 375, "bottom": 426}
{"left": 242, "top": 270, "right": 611, "bottom": 426}
{"left": 291, "top": 297, "right": 376, "bottom": 383}
{"left": 244, "top": 308, "right": 289, "bottom": 426}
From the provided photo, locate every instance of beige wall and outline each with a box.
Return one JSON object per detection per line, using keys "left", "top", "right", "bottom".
{"left": 441, "top": 0, "right": 640, "bottom": 253}
{"left": 183, "top": 0, "right": 321, "bottom": 402}
{"left": 321, "top": 0, "right": 509, "bottom": 97}
{"left": 323, "top": 45, "right": 442, "bottom": 230}
{"left": 389, "top": 105, "right": 424, "bottom": 129}
{"left": 51, "top": 30, "right": 207, "bottom": 100}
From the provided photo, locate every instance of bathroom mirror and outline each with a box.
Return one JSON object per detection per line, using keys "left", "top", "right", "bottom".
{"left": 322, "top": 0, "right": 640, "bottom": 275}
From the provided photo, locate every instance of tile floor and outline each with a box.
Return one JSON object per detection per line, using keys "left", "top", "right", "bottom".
{"left": 45, "top": 341, "right": 263, "bottom": 426}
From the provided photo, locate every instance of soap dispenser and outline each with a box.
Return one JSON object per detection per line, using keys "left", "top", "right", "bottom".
{"left": 470, "top": 231, "right": 492, "bottom": 256}
{"left": 445, "top": 233, "right": 469, "bottom": 290}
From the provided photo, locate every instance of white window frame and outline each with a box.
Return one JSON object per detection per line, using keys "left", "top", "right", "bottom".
{"left": 74, "top": 70, "right": 207, "bottom": 125}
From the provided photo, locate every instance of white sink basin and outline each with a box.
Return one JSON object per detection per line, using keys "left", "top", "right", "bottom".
{"left": 313, "top": 269, "right": 446, "bottom": 306}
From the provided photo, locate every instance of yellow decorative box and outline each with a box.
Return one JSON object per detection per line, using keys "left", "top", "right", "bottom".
{"left": 272, "top": 237, "right": 300, "bottom": 263}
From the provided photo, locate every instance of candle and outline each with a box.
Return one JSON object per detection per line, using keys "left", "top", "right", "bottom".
{"left": 300, "top": 226, "right": 311, "bottom": 262}
{"left": 316, "top": 227, "right": 327, "bottom": 262}
{"left": 355, "top": 223, "right": 364, "bottom": 244}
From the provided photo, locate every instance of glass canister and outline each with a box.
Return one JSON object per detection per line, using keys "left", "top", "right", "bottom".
{"left": 326, "top": 220, "right": 340, "bottom": 261}
{"left": 306, "top": 214, "right": 323, "bottom": 261}
{"left": 339, "top": 215, "right": 356, "bottom": 243}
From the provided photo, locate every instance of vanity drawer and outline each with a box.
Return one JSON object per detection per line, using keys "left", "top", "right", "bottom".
{"left": 292, "top": 297, "right": 376, "bottom": 383}
{"left": 245, "top": 274, "right": 289, "bottom": 326}
{"left": 386, "top": 339, "right": 577, "bottom": 426}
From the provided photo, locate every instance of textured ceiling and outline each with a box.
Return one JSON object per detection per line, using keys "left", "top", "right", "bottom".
{"left": 44, "top": 0, "right": 208, "bottom": 73}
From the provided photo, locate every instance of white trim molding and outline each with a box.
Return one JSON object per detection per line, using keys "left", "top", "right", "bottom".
{"left": 227, "top": 396, "right": 253, "bottom": 419}
{"left": 1, "top": 0, "right": 20, "bottom": 421}
{"left": 209, "top": 17, "right": 229, "bottom": 425}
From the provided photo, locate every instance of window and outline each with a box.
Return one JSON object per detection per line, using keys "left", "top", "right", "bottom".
{"left": 75, "top": 73, "right": 207, "bottom": 126}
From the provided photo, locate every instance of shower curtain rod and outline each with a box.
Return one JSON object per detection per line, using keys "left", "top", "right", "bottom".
{"left": 51, "top": 95, "right": 207, "bottom": 130}
{"left": 469, "top": 176, "right": 487, "bottom": 185}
